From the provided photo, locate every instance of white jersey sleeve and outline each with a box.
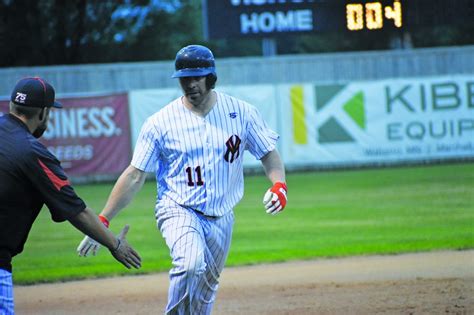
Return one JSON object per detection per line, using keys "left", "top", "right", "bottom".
{"left": 131, "top": 116, "right": 160, "bottom": 172}
{"left": 245, "top": 104, "right": 279, "bottom": 160}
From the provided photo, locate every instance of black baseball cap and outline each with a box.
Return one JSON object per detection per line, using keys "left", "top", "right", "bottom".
{"left": 10, "top": 77, "right": 62, "bottom": 108}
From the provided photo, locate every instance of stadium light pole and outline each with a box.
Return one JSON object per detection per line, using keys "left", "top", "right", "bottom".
{"left": 201, "top": 0, "right": 209, "bottom": 41}
{"left": 262, "top": 38, "right": 277, "bottom": 56}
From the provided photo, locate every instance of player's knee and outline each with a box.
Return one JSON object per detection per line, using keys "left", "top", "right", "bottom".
{"left": 185, "top": 254, "right": 206, "bottom": 277}
{"left": 172, "top": 253, "right": 206, "bottom": 278}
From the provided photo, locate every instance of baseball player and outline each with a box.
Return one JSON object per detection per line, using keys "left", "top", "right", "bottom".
{"left": 0, "top": 77, "right": 141, "bottom": 315}
{"left": 77, "top": 45, "right": 287, "bottom": 314}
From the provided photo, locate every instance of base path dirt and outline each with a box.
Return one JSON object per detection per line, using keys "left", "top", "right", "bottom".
{"left": 15, "top": 250, "right": 474, "bottom": 315}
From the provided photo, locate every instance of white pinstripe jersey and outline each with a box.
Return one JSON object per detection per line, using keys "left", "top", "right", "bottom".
{"left": 131, "top": 91, "right": 278, "bottom": 217}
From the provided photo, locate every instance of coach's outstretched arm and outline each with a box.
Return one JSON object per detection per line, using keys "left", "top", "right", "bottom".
{"left": 70, "top": 206, "right": 141, "bottom": 268}
{"left": 77, "top": 165, "right": 147, "bottom": 257}
{"left": 261, "top": 150, "right": 288, "bottom": 215}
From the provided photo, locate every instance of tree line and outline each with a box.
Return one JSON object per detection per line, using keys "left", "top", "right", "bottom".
{"left": 0, "top": 0, "right": 472, "bottom": 67}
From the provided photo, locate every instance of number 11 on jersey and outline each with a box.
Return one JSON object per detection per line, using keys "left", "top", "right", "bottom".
{"left": 186, "top": 166, "right": 204, "bottom": 187}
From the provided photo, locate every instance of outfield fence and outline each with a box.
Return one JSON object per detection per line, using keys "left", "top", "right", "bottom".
{"left": 1, "top": 46, "right": 473, "bottom": 182}
{"left": 0, "top": 46, "right": 473, "bottom": 95}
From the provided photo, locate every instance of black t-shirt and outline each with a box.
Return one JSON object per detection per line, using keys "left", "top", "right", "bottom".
{"left": 0, "top": 114, "right": 86, "bottom": 272}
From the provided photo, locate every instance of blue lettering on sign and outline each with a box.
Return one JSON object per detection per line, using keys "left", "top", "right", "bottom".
{"left": 240, "top": 10, "right": 313, "bottom": 34}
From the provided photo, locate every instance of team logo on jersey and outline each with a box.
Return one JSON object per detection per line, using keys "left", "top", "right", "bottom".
{"left": 224, "top": 135, "right": 241, "bottom": 163}
{"left": 229, "top": 112, "right": 238, "bottom": 119}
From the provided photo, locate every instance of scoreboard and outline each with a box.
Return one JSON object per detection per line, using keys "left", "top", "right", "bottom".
{"left": 202, "top": 0, "right": 474, "bottom": 39}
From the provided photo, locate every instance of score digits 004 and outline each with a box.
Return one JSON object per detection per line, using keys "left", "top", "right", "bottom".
{"left": 346, "top": 0, "right": 402, "bottom": 31}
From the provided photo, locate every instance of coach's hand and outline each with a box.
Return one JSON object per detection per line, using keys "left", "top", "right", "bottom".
{"left": 109, "top": 225, "right": 141, "bottom": 269}
{"left": 263, "top": 182, "right": 287, "bottom": 215}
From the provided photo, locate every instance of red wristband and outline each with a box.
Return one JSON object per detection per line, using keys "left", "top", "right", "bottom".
{"left": 98, "top": 215, "right": 110, "bottom": 228}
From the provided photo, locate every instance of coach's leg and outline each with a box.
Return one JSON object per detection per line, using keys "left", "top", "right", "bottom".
{"left": 0, "top": 269, "right": 14, "bottom": 315}
{"left": 157, "top": 206, "right": 207, "bottom": 315}
{"left": 193, "top": 211, "right": 235, "bottom": 315}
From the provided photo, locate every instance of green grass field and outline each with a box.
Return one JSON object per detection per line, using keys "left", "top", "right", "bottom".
{"left": 13, "top": 163, "right": 474, "bottom": 285}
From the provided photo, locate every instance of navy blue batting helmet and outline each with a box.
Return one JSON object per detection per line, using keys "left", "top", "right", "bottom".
{"left": 172, "top": 45, "right": 216, "bottom": 78}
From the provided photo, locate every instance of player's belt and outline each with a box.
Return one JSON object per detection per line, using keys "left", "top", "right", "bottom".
{"left": 192, "top": 208, "right": 218, "bottom": 219}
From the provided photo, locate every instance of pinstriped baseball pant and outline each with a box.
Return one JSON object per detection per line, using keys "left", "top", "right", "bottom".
{"left": 156, "top": 204, "right": 234, "bottom": 315}
{"left": 0, "top": 268, "right": 14, "bottom": 315}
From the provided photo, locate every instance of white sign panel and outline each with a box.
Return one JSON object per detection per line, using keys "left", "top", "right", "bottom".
{"left": 129, "top": 75, "right": 473, "bottom": 169}
{"left": 280, "top": 75, "right": 474, "bottom": 166}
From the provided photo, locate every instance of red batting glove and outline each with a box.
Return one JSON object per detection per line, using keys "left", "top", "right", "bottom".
{"left": 263, "top": 182, "right": 288, "bottom": 215}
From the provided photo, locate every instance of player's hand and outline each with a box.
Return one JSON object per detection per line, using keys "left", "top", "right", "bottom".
{"left": 77, "top": 214, "right": 109, "bottom": 257}
{"left": 109, "top": 225, "right": 141, "bottom": 269}
{"left": 77, "top": 235, "right": 101, "bottom": 256}
{"left": 263, "top": 182, "right": 288, "bottom": 215}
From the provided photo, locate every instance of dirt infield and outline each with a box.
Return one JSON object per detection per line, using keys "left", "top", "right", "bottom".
{"left": 15, "top": 250, "right": 474, "bottom": 315}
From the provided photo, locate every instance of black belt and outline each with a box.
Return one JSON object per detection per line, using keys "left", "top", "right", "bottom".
{"left": 192, "top": 209, "right": 218, "bottom": 219}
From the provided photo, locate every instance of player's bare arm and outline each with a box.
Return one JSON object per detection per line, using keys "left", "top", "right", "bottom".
{"left": 70, "top": 207, "right": 141, "bottom": 268}
{"left": 101, "top": 165, "right": 147, "bottom": 221}
{"left": 261, "top": 150, "right": 288, "bottom": 215}
{"left": 261, "top": 149, "right": 286, "bottom": 184}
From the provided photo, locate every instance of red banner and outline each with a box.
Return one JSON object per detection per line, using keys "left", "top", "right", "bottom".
{"left": 0, "top": 94, "right": 131, "bottom": 177}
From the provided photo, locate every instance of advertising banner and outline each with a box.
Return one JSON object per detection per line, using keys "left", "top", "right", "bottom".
{"left": 0, "top": 93, "right": 132, "bottom": 177}
{"left": 128, "top": 88, "right": 182, "bottom": 147}
{"left": 280, "top": 75, "right": 474, "bottom": 166}
{"left": 2, "top": 74, "right": 470, "bottom": 179}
